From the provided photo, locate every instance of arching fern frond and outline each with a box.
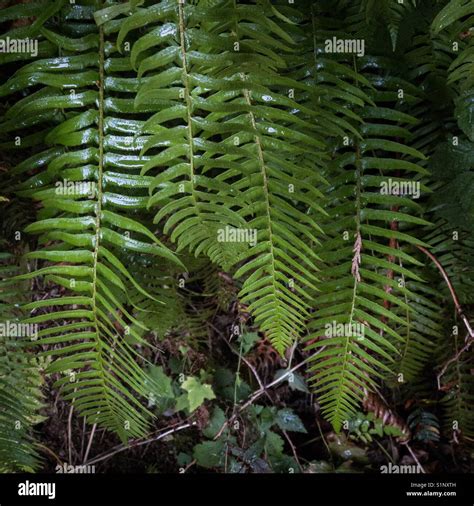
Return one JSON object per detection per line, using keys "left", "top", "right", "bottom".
{"left": 1, "top": 1, "right": 183, "bottom": 442}
{"left": 305, "top": 56, "right": 433, "bottom": 430}
{"left": 125, "top": 0, "right": 348, "bottom": 354}
{"left": 432, "top": 0, "right": 474, "bottom": 140}
{"left": 0, "top": 249, "right": 43, "bottom": 472}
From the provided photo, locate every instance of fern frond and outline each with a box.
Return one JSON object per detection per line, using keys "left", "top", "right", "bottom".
{"left": 306, "top": 57, "right": 433, "bottom": 430}
{"left": 126, "top": 0, "right": 348, "bottom": 354}
{"left": 361, "top": 0, "right": 418, "bottom": 51}
{"left": 0, "top": 250, "right": 43, "bottom": 472}
{"left": 438, "top": 333, "right": 474, "bottom": 439}
{"left": 432, "top": 0, "right": 474, "bottom": 140}
{"left": 424, "top": 220, "right": 474, "bottom": 304}
{"left": 1, "top": 1, "right": 183, "bottom": 441}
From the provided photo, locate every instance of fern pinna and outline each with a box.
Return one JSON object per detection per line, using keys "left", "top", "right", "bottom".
{"left": 0, "top": 0, "right": 473, "bottom": 471}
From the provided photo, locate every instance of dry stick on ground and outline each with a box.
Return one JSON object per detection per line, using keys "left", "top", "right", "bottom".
{"left": 82, "top": 423, "right": 97, "bottom": 464}
{"left": 402, "top": 441, "right": 426, "bottom": 474}
{"left": 213, "top": 354, "right": 315, "bottom": 441}
{"left": 83, "top": 421, "right": 197, "bottom": 467}
{"left": 416, "top": 245, "right": 474, "bottom": 389}
{"left": 67, "top": 404, "right": 74, "bottom": 464}
{"left": 217, "top": 329, "right": 304, "bottom": 471}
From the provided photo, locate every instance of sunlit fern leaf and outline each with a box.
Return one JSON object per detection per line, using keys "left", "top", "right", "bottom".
{"left": 111, "top": 0, "right": 249, "bottom": 271}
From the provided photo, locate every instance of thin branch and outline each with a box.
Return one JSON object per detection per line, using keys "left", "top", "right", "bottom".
{"left": 416, "top": 245, "right": 474, "bottom": 389}
{"left": 214, "top": 355, "right": 313, "bottom": 440}
{"left": 402, "top": 441, "right": 425, "bottom": 474}
{"left": 67, "top": 404, "right": 74, "bottom": 464}
{"left": 221, "top": 331, "right": 303, "bottom": 471}
{"left": 437, "top": 333, "right": 473, "bottom": 390}
{"left": 182, "top": 458, "right": 196, "bottom": 473}
{"left": 417, "top": 245, "right": 474, "bottom": 338}
{"left": 215, "top": 325, "right": 273, "bottom": 404}
{"left": 316, "top": 418, "right": 331, "bottom": 461}
{"left": 282, "top": 429, "right": 303, "bottom": 473}
{"left": 82, "top": 423, "right": 97, "bottom": 464}
{"left": 84, "top": 422, "right": 197, "bottom": 467}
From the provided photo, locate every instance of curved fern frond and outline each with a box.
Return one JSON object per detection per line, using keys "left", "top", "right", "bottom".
{"left": 0, "top": 250, "right": 43, "bottom": 472}
{"left": 126, "top": 0, "right": 348, "bottom": 354}
{"left": 306, "top": 55, "right": 433, "bottom": 430}
{"left": 432, "top": 0, "right": 474, "bottom": 140}
{"left": 1, "top": 1, "right": 183, "bottom": 441}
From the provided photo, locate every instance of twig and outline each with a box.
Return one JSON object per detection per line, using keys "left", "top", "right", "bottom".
{"left": 218, "top": 329, "right": 273, "bottom": 403}
{"left": 67, "top": 404, "right": 74, "bottom": 464}
{"left": 82, "top": 423, "right": 97, "bottom": 464}
{"left": 286, "top": 339, "right": 298, "bottom": 369}
{"left": 214, "top": 356, "right": 312, "bottom": 440}
{"left": 80, "top": 418, "right": 86, "bottom": 459}
{"left": 402, "top": 441, "right": 425, "bottom": 474}
{"left": 416, "top": 245, "right": 474, "bottom": 389}
{"left": 437, "top": 333, "right": 473, "bottom": 390}
{"left": 83, "top": 421, "right": 186, "bottom": 464}
{"left": 417, "top": 245, "right": 474, "bottom": 339}
{"left": 282, "top": 430, "right": 303, "bottom": 472}
{"left": 222, "top": 333, "right": 304, "bottom": 471}
{"left": 316, "top": 418, "right": 332, "bottom": 462}
{"left": 84, "top": 422, "right": 197, "bottom": 467}
{"left": 374, "top": 439, "right": 395, "bottom": 465}
{"left": 182, "top": 458, "right": 196, "bottom": 473}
